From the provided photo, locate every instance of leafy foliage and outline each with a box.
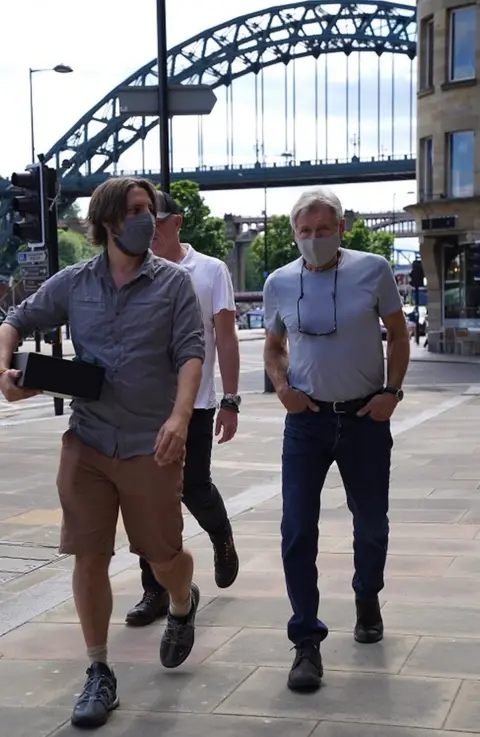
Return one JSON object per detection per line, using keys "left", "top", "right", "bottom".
{"left": 58, "top": 230, "right": 97, "bottom": 270}
{"left": 342, "top": 219, "right": 394, "bottom": 262}
{"left": 249, "top": 215, "right": 296, "bottom": 287}
{"left": 169, "top": 180, "right": 232, "bottom": 261}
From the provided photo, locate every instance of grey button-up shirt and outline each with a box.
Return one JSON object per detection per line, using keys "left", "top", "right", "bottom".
{"left": 6, "top": 250, "right": 205, "bottom": 459}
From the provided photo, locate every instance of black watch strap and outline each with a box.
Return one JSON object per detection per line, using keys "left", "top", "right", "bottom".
{"left": 220, "top": 398, "right": 240, "bottom": 413}
{"left": 383, "top": 386, "right": 404, "bottom": 401}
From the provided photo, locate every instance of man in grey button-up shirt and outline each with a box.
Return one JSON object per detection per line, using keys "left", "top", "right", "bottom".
{"left": 0, "top": 177, "right": 206, "bottom": 729}
{"left": 4, "top": 238, "right": 204, "bottom": 459}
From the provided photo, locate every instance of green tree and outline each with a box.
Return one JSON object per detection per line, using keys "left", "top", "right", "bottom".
{"left": 244, "top": 245, "right": 263, "bottom": 291}
{"left": 58, "top": 230, "right": 97, "bottom": 270}
{"left": 169, "top": 180, "right": 232, "bottom": 261}
{"left": 343, "top": 219, "right": 394, "bottom": 262}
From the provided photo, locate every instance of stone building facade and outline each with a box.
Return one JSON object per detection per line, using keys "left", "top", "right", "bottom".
{"left": 407, "top": 0, "right": 480, "bottom": 354}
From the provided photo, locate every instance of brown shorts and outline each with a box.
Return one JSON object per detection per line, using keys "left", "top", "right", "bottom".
{"left": 56, "top": 430, "right": 184, "bottom": 569}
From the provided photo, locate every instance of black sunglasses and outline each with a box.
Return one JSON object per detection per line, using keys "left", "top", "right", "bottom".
{"left": 297, "top": 260, "right": 338, "bottom": 337}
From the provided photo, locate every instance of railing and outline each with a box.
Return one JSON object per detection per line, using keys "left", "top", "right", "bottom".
{"left": 117, "top": 153, "right": 416, "bottom": 178}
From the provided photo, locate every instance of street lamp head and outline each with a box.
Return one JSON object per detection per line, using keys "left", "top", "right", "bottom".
{"left": 53, "top": 64, "right": 73, "bottom": 74}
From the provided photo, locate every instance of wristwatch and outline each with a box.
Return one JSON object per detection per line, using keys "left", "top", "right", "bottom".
{"left": 383, "top": 386, "right": 404, "bottom": 402}
{"left": 220, "top": 393, "right": 242, "bottom": 413}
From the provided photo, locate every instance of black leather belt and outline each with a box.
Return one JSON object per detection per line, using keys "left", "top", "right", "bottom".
{"left": 312, "top": 391, "right": 381, "bottom": 415}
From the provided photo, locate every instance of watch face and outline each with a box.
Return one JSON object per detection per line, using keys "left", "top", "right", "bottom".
{"left": 224, "top": 394, "right": 241, "bottom": 406}
{"left": 385, "top": 387, "right": 403, "bottom": 401}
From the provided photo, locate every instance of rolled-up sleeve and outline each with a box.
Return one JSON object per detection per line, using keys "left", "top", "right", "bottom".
{"left": 5, "top": 268, "right": 71, "bottom": 338}
{"left": 170, "top": 272, "right": 205, "bottom": 370}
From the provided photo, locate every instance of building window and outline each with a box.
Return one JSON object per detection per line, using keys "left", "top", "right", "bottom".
{"left": 420, "top": 16, "right": 434, "bottom": 89}
{"left": 449, "top": 5, "right": 477, "bottom": 82}
{"left": 444, "top": 243, "right": 480, "bottom": 326}
{"left": 420, "top": 137, "right": 433, "bottom": 200}
{"left": 448, "top": 131, "right": 475, "bottom": 198}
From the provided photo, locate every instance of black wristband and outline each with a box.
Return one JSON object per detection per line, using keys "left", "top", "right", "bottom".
{"left": 220, "top": 398, "right": 239, "bottom": 413}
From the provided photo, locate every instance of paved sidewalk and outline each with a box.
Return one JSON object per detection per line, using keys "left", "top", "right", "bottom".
{"left": 1, "top": 388, "right": 480, "bottom": 735}
{"left": 409, "top": 342, "right": 480, "bottom": 365}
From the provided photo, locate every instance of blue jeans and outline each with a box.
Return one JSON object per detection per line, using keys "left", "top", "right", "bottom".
{"left": 281, "top": 409, "right": 393, "bottom": 645}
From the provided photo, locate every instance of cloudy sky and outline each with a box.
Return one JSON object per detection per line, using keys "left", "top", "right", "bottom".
{"left": 0, "top": 0, "right": 417, "bottom": 246}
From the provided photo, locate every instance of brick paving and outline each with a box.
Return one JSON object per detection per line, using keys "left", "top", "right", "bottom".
{"left": 1, "top": 387, "right": 480, "bottom": 735}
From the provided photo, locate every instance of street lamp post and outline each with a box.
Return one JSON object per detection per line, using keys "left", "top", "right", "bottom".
{"left": 29, "top": 64, "right": 73, "bottom": 164}
{"left": 156, "top": 0, "right": 170, "bottom": 193}
{"left": 261, "top": 150, "right": 275, "bottom": 393}
{"left": 263, "top": 192, "right": 275, "bottom": 395}
{"left": 28, "top": 64, "right": 73, "bottom": 353}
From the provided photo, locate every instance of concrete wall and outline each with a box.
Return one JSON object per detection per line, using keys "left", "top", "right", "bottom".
{"left": 408, "top": 0, "right": 480, "bottom": 353}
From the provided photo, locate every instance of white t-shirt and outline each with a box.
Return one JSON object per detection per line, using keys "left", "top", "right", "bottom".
{"left": 179, "top": 244, "right": 236, "bottom": 409}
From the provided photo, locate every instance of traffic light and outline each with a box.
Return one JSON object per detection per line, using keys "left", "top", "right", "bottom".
{"left": 409, "top": 258, "right": 425, "bottom": 289}
{"left": 10, "top": 163, "right": 47, "bottom": 246}
{"left": 466, "top": 242, "right": 480, "bottom": 280}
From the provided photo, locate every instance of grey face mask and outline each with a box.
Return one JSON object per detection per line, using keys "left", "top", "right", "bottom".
{"left": 114, "top": 213, "right": 155, "bottom": 257}
{"left": 296, "top": 233, "right": 341, "bottom": 268}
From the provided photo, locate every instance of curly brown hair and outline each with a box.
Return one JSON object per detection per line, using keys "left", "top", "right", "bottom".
{"left": 87, "top": 177, "right": 157, "bottom": 247}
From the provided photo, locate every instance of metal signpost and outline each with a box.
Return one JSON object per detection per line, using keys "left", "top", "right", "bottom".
{"left": 17, "top": 250, "right": 47, "bottom": 263}
{"left": 120, "top": 0, "right": 217, "bottom": 194}
{"left": 17, "top": 251, "right": 49, "bottom": 295}
{"left": 156, "top": 0, "right": 171, "bottom": 193}
{"left": 118, "top": 85, "right": 217, "bottom": 117}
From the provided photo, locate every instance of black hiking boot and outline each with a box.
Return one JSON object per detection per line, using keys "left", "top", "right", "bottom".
{"left": 125, "top": 590, "right": 169, "bottom": 627}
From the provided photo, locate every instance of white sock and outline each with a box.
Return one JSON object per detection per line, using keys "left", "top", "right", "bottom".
{"left": 169, "top": 592, "right": 192, "bottom": 618}
{"left": 87, "top": 644, "right": 108, "bottom": 665}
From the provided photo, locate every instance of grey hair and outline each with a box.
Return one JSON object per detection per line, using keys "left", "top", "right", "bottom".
{"left": 290, "top": 187, "right": 344, "bottom": 230}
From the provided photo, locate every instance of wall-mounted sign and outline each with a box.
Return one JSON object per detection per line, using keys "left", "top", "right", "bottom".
{"left": 421, "top": 216, "right": 457, "bottom": 231}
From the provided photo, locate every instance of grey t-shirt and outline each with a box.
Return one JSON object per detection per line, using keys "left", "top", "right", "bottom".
{"left": 263, "top": 248, "right": 403, "bottom": 402}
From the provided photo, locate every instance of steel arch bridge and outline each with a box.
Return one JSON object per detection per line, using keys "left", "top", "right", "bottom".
{"left": 0, "top": 0, "right": 417, "bottom": 260}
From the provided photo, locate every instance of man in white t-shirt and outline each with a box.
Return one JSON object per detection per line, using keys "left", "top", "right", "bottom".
{"left": 126, "top": 191, "right": 241, "bottom": 627}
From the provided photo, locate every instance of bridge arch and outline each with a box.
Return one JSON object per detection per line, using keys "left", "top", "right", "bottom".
{"left": 0, "top": 1, "right": 417, "bottom": 253}
{"left": 45, "top": 1, "right": 416, "bottom": 182}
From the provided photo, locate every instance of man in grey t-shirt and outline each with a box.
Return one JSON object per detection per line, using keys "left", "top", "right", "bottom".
{"left": 263, "top": 186, "right": 410, "bottom": 693}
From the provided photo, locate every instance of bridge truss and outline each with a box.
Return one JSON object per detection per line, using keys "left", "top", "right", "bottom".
{"left": 0, "top": 0, "right": 417, "bottom": 261}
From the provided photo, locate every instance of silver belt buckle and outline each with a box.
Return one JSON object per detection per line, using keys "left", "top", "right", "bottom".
{"left": 333, "top": 401, "right": 346, "bottom": 414}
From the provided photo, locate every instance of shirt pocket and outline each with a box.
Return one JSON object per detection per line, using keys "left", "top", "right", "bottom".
{"left": 122, "top": 296, "right": 172, "bottom": 352}
{"left": 70, "top": 296, "right": 108, "bottom": 355}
